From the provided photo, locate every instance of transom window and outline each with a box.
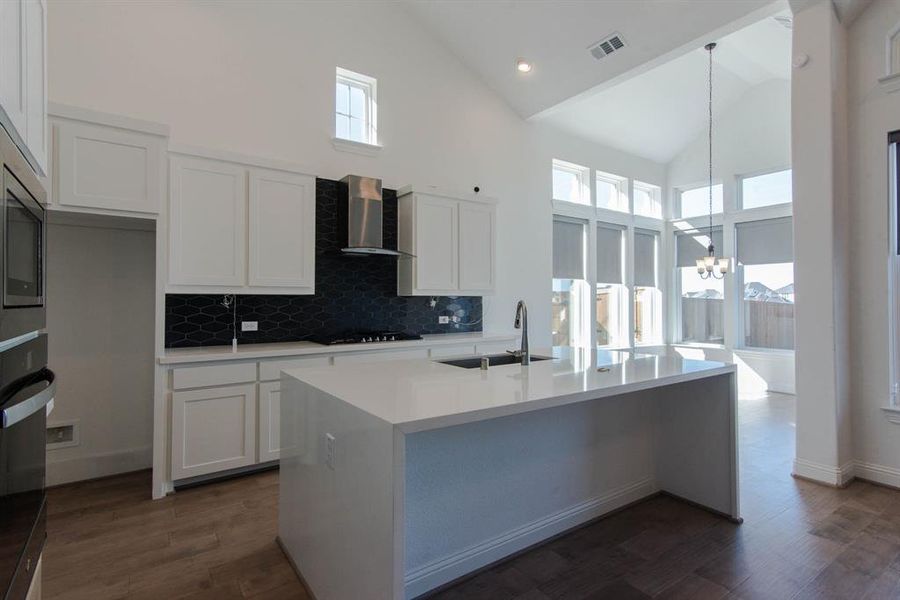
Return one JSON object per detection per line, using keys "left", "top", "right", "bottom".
{"left": 678, "top": 184, "right": 723, "bottom": 219}
{"left": 596, "top": 171, "right": 628, "bottom": 213}
{"left": 335, "top": 67, "right": 377, "bottom": 145}
{"left": 633, "top": 181, "right": 662, "bottom": 219}
{"left": 552, "top": 160, "right": 591, "bottom": 205}
{"left": 740, "top": 169, "right": 793, "bottom": 210}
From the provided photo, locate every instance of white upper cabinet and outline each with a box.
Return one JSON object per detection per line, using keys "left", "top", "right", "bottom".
{"left": 53, "top": 111, "right": 166, "bottom": 216}
{"left": 0, "top": 0, "right": 26, "bottom": 142}
{"left": 0, "top": 0, "right": 46, "bottom": 176}
{"left": 458, "top": 201, "right": 496, "bottom": 292}
{"left": 24, "top": 0, "right": 45, "bottom": 174}
{"left": 168, "top": 150, "right": 316, "bottom": 294}
{"left": 248, "top": 169, "right": 315, "bottom": 291}
{"left": 169, "top": 155, "right": 247, "bottom": 287}
{"left": 397, "top": 189, "right": 496, "bottom": 296}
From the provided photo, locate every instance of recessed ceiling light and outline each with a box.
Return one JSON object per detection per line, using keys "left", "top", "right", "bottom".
{"left": 516, "top": 58, "right": 533, "bottom": 73}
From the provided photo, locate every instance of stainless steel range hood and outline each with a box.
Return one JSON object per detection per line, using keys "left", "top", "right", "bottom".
{"left": 339, "top": 174, "right": 405, "bottom": 256}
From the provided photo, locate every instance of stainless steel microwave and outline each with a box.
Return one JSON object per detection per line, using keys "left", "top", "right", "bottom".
{"left": 0, "top": 126, "right": 45, "bottom": 344}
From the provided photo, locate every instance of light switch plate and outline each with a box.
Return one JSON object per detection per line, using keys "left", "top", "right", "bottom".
{"left": 241, "top": 321, "right": 258, "bottom": 332}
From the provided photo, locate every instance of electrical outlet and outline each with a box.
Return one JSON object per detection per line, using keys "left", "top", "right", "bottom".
{"left": 438, "top": 316, "right": 450, "bottom": 324}
{"left": 325, "top": 433, "right": 336, "bottom": 470}
{"left": 241, "top": 321, "right": 258, "bottom": 332}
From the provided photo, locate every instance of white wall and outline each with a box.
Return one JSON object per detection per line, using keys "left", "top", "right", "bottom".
{"left": 847, "top": 0, "right": 900, "bottom": 487}
{"left": 666, "top": 78, "right": 793, "bottom": 394}
{"left": 46, "top": 0, "right": 665, "bottom": 352}
{"left": 46, "top": 221, "right": 156, "bottom": 486}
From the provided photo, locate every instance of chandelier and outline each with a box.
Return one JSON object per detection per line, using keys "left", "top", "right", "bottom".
{"left": 697, "top": 42, "right": 729, "bottom": 280}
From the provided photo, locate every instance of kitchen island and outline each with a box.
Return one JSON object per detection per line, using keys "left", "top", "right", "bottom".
{"left": 278, "top": 348, "right": 739, "bottom": 600}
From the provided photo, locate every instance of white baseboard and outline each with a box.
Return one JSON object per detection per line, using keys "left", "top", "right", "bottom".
{"left": 854, "top": 461, "right": 900, "bottom": 489}
{"left": 403, "top": 478, "right": 656, "bottom": 599}
{"left": 792, "top": 458, "right": 855, "bottom": 487}
{"left": 47, "top": 445, "right": 152, "bottom": 486}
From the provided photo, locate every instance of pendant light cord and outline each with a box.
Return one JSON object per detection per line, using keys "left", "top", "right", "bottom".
{"left": 707, "top": 43, "right": 714, "bottom": 246}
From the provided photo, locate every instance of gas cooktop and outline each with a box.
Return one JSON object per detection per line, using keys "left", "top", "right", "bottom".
{"left": 310, "top": 331, "right": 422, "bottom": 345}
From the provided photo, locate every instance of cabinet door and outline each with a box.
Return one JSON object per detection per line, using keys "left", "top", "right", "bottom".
{"left": 248, "top": 169, "right": 315, "bottom": 290}
{"left": 0, "top": 0, "right": 26, "bottom": 140}
{"left": 414, "top": 195, "right": 458, "bottom": 292}
{"left": 258, "top": 381, "right": 282, "bottom": 462}
{"left": 458, "top": 201, "right": 496, "bottom": 293}
{"left": 169, "top": 156, "right": 246, "bottom": 286}
{"left": 55, "top": 120, "right": 163, "bottom": 214}
{"left": 24, "top": 0, "right": 45, "bottom": 175}
{"left": 171, "top": 384, "right": 256, "bottom": 480}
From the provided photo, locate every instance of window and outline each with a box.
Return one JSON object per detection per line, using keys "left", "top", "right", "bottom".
{"left": 633, "top": 181, "right": 662, "bottom": 219}
{"left": 552, "top": 160, "right": 590, "bottom": 205}
{"left": 596, "top": 171, "right": 628, "bottom": 213}
{"left": 740, "top": 169, "right": 792, "bottom": 209}
{"left": 676, "top": 228, "right": 724, "bottom": 343}
{"left": 335, "top": 67, "right": 377, "bottom": 145}
{"left": 889, "top": 131, "right": 900, "bottom": 407}
{"left": 596, "top": 224, "right": 628, "bottom": 347}
{"left": 552, "top": 218, "right": 589, "bottom": 346}
{"left": 679, "top": 184, "right": 723, "bottom": 219}
{"left": 633, "top": 229, "right": 661, "bottom": 345}
{"left": 736, "top": 217, "right": 794, "bottom": 350}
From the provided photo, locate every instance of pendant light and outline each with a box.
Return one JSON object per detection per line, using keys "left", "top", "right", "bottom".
{"left": 697, "top": 42, "right": 729, "bottom": 280}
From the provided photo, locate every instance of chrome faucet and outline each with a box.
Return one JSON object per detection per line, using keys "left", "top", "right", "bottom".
{"left": 513, "top": 300, "right": 530, "bottom": 365}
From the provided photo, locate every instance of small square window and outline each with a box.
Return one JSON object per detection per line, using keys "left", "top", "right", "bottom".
{"left": 679, "top": 184, "right": 723, "bottom": 219}
{"left": 552, "top": 160, "right": 591, "bottom": 205}
{"left": 596, "top": 171, "right": 628, "bottom": 213}
{"left": 633, "top": 181, "right": 662, "bottom": 218}
{"left": 335, "top": 67, "right": 377, "bottom": 146}
{"left": 740, "top": 169, "right": 792, "bottom": 209}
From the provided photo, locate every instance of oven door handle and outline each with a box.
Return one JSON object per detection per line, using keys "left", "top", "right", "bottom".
{"left": 2, "top": 369, "right": 56, "bottom": 428}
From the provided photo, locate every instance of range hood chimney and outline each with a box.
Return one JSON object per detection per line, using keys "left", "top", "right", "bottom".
{"left": 339, "top": 175, "right": 404, "bottom": 256}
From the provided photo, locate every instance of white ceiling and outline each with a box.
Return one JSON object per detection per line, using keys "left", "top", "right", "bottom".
{"left": 402, "top": 0, "right": 782, "bottom": 119}
{"left": 535, "top": 13, "right": 793, "bottom": 163}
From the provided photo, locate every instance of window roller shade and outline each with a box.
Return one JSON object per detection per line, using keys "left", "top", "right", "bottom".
{"left": 676, "top": 228, "right": 723, "bottom": 268}
{"left": 553, "top": 219, "right": 585, "bottom": 279}
{"left": 736, "top": 217, "right": 793, "bottom": 265}
{"left": 634, "top": 229, "right": 658, "bottom": 288}
{"left": 596, "top": 224, "right": 624, "bottom": 284}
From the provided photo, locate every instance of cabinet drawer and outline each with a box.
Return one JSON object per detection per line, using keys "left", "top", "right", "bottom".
{"left": 332, "top": 348, "right": 429, "bottom": 365}
{"left": 259, "top": 356, "right": 331, "bottom": 381}
{"left": 172, "top": 362, "right": 257, "bottom": 390}
{"left": 429, "top": 344, "right": 476, "bottom": 358}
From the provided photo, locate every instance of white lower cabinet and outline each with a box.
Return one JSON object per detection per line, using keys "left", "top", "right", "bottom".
{"left": 258, "top": 381, "right": 282, "bottom": 462}
{"left": 171, "top": 383, "right": 257, "bottom": 480}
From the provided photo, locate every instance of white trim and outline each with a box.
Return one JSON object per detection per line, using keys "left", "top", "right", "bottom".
{"left": 879, "top": 72, "right": 900, "bottom": 94}
{"left": 47, "top": 445, "right": 151, "bottom": 487}
{"left": 168, "top": 143, "right": 316, "bottom": 176}
{"left": 48, "top": 102, "right": 169, "bottom": 137}
{"left": 331, "top": 136, "right": 382, "bottom": 156}
{"left": 881, "top": 405, "right": 900, "bottom": 424}
{"left": 855, "top": 460, "right": 900, "bottom": 488}
{"left": 403, "top": 477, "right": 656, "bottom": 599}
{"left": 792, "top": 458, "right": 855, "bottom": 487}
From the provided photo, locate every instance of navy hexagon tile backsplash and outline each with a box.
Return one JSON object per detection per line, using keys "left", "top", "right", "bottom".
{"left": 165, "top": 178, "right": 483, "bottom": 348}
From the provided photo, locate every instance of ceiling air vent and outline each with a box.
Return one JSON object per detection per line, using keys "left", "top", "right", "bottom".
{"left": 589, "top": 33, "right": 626, "bottom": 60}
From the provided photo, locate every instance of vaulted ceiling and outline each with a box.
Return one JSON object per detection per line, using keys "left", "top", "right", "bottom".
{"left": 534, "top": 13, "right": 793, "bottom": 163}
{"left": 403, "top": 0, "right": 782, "bottom": 119}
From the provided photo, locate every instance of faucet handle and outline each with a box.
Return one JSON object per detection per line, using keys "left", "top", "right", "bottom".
{"left": 506, "top": 349, "right": 523, "bottom": 357}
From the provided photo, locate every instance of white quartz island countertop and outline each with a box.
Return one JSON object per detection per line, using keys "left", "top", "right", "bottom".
{"left": 282, "top": 347, "right": 735, "bottom": 433}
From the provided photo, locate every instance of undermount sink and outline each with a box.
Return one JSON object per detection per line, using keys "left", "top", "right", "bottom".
{"left": 437, "top": 354, "right": 552, "bottom": 369}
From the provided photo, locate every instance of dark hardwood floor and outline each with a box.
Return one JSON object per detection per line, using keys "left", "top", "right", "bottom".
{"left": 44, "top": 393, "right": 900, "bottom": 599}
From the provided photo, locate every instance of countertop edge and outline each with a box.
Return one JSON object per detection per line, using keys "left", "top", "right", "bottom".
{"left": 395, "top": 364, "right": 737, "bottom": 433}
{"left": 158, "top": 332, "right": 519, "bottom": 365}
